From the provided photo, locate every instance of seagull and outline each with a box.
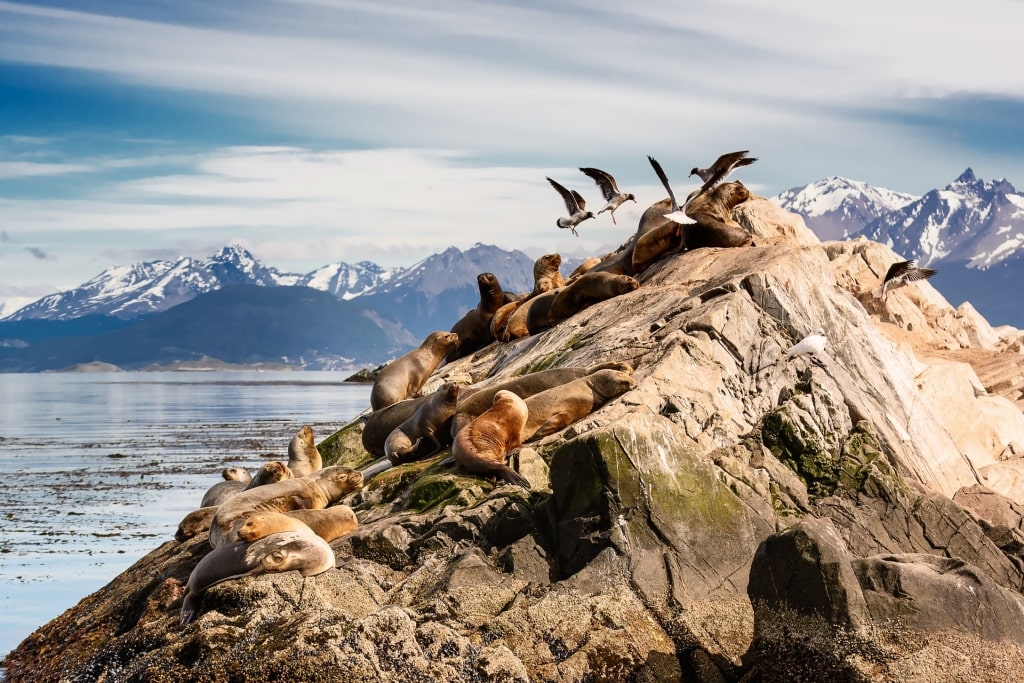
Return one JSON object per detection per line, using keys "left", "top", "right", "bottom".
{"left": 689, "top": 150, "right": 757, "bottom": 195}
{"left": 784, "top": 328, "right": 827, "bottom": 359}
{"left": 647, "top": 155, "right": 694, "bottom": 225}
{"left": 547, "top": 177, "right": 595, "bottom": 236}
{"left": 579, "top": 167, "right": 636, "bottom": 225}
{"left": 872, "top": 260, "right": 938, "bottom": 301}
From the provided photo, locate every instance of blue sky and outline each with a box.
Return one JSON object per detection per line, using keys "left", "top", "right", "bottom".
{"left": 1, "top": 0, "right": 1023, "bottom": 315}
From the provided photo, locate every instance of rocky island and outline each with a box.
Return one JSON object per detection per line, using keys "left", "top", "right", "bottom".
{"left": 5, "top": 196, "right": 1024, "bottom": 682}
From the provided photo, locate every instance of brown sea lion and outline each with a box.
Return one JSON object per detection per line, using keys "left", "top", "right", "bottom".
{"left": 490, "top": 299, "right": 523, "bottom": 341}
{"left": 238, "top": 507, "right": 359, "bottom": 543}
{"left": 567, "top": 257, "right": 602, "bottom": 281}
{"left": 209, "top": 466, "right": 363, "bottom": 547}
{"left": 179, "top": 529, "right": 335, "bottom": 625}
{"left": 682, "top": 181, "right": 753, "bottom": 250}
{"left": 283, "top": 506, "right": 359, "bottom": 542}
{"left": 444, "top": 273, "right": 508, "bottom": 363}
{"left": 502, "top": 288, "right": 560, "bottom": 340}
{"left": 530, "top": 253, "right": 565, "bottom": 297}
{"left": 631, "top": 221, "right": 684, "bottom": 275}
{"left": 547, "top": 271, "right": 639, "bottom": 325}
{"left": 287, "top": 425, "right": 322, "bottom": 477}
{"left": 451, "top": 362, "right": 634, "bottom": 436}
{"left": 176, "top": 506, "right": 218, "bottom": 543}
{"left": 384, "top": 381, "right": 461, "bottom": 465}
{"left": 521, "top": 369, "right": 637, "bottom": 441}
{"left": 452, "top": 390, "right": 529, "bottom": 488}
{"left": 370, "top": 330, "right": 460, "bottom": 411}
{"left": 200, "top": 460, "right": 293, "bottom": 508}
{"left": 361, "top": 395, "right": 430, "bottom": 458}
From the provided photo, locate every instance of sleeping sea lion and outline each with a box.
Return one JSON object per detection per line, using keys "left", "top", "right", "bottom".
{"left": 179, "top": 529, "right": 335, "bottom": 625}
{"left": 371, "top": 331, "right": 460, "bottom": 411}
{"left": 452, "top": 390, "right": 530, "bottom": 488}
{"left": 682, "top": 181, "right": 753, "bottom": 250}
{"left": 546, "top": 271, "right": 639, "bottom": 325}
{"left": 200, "top": 460, "right": 293, "bottom": 508}
{"left": 209, "top": 466, "right": 363, "bottom": 547}
{"left": 521, "top": 369, "right": 637, "bottom": 441}
{"left": 237, "top": 506, "right": 359, "bottom": 544}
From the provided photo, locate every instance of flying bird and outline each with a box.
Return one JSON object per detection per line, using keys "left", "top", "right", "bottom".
{"left": 784, "top": 328, "right": 827, "bottom": 360}
{"left": 647, "top": 155, "right": 693, "bottom": 225}
{"left": 546, "top": 177, "right": 595, "bottom": 236}
{"left": 872, "top": 260, "right": 938, "bottom": 301}
{"left": 579, "top": 167, "right": 636, "bottom": 225}
{"left": 689, "top": 150, "right": 757, "bottom": 194}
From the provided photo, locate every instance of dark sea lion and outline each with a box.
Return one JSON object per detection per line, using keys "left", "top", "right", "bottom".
{"left": 384, "top": 381, "right": 460, "bottom": 465}
{"left": 636, "top": 197, "right": 676, "bottom": 240}
{"left": 287, "top": 425, "right": 322, "bottom": 477}
{"left": 176, "top": 506, "right": 218, "bottom": 543}
{"left": 210, "top": 466, "right": 363, "bottom": 547}
{"left": 547, "top": 271, "right": 639, "bottom": 325}
{"left": 361, "top": 395, "right": 431, "bottom": 458}
{"left": 179, "top": 529, "right": 335, "bottom": 625}
{"left": 502, "top": 288, "right": 560, "bottom": 340}
{"left": 452, "top": 390, "right": 530, "bottom": 488}
{"left": 444, "top": 273, "right": 508, "bottom": 363}
{"left": 200, "top": 460, "right": 293, "bottom": 508}
{"left": 521, "top": 369, "right": 637, "bottom": 441}
{"left": 371, "top": 330, "right": 460, "bottom": 411}
{"left": 451, "top": 361, "right": 634, "bottom": 436}
{"left": 682, "top": 181, "right": 753, "bottom": 250}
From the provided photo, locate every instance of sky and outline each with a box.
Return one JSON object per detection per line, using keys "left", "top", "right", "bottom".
{"left": 1, "top": 0, "right": 1023, "bottom": 316}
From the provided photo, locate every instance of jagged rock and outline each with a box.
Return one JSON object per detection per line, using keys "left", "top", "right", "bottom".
{"left": 8, "top": 198, "right": 1024, "bottom": 681}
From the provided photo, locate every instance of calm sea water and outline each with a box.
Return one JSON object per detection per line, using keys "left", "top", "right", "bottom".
{"left": 0, "top": 371, "right": 371, "bottom": 659}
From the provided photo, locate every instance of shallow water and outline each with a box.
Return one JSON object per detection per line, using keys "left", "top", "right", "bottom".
{"left": 0, "top": 371, "right": 371, "bottom": 659}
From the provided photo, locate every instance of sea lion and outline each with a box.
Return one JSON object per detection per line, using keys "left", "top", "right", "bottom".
{"left": 567, "top": 257, "right": 602, "bottom": 281}
{"left": 209, "top": 466, "right": 363, "bottom": 547}
{"left": 237, "top": 506, "right": 359, "bottom": 543}
{"left": 200, "top": 460, "right": 293, "bottom": 508}
{"left": 682, "top": 181, "right": 753, "bottom": 250}
{"left": 362, "top": 395, "right": 431, "bottom": 459}
{"left": 530, "top": 254, "right": 565, "bottom": 297}
{"left": 521, "top": 369, "right": 638, "bottom": 441}
{"left": 631, "top": 221, "right": 684, "bottom": 275}
{"left": 489, "top": 299, "right": 523, "bottom": 341}
{"left": 452, "top": 390, "right": 530, "bottom": 488}
{"left": 176, "top": 506, "right": 218, "bottom": 543}
{"left": 444, "top": 273, "right": 508, "bottom": 363}
{"left": 384, "top": 381, "right": 461, "bottom": 465}
{"left": 179, "top": 529, "right": 335, "bottom": 625}
{"left": 451, "top": 361, "right": 634, "bottom": 436}
{"left": 287, "top": 425, "right": 322, "bottom": 477}
{"left": 547, "top": 271, "right": 639, "bottom": 325}
{"left": 371, "top": 331, "right": 460, "bottom": 411}
{"left": 502, "top": 288, "right": 560, "bottom": 340}
{"left": 223, "top": 467, "right": 251, "bottom": 484}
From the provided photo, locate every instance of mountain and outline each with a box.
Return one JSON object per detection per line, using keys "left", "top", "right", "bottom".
{"left": 855, "top": 168, "right": 1024, "bottom": 268}
{"left": 295, "top": 260, "right": 400, "bottom": 300}
{"left": 356, "top": 243, "right": 536, "bottom": 339}
{"left": 772, "top": 176, "right": 918, "bottom": 241}
{"left": 0, "top": 286, "right": 404, "bottom": 372}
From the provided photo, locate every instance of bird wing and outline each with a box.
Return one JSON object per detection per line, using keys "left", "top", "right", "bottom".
{"left": 547, "top": 177, "right": 580, "bottom": 214}
{"left": 711, "top": 150, "right": 750, "bottom": 173}
{"left": 882, "top": 260, "right": 915, "bottom": 284}
{"left": 696, "top": 150, "right": 755, "bottom": 195}
{"left": 571, "top": 189, "right": 587, "bottom": 211}
{"left": 580, "top": 167, "right": 619, "bottom": 201}
{"left": 905, "top": 265, "right": 937, "bottom": 282}
{"left": 647, "top": 155, "right": 679, "bottom": 212}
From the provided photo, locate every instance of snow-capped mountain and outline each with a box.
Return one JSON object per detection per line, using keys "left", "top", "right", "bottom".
{"left": 772, "top": 176, "right": 918, "bottom": 241}
{"left": 854, "top": 169, "right": 1024, "bottom": 268}
{"left": 5, "top": 245, "right": 283, "bottom": 321}
{"left": 296, "top": 261, "right": 400, "bottom": 300}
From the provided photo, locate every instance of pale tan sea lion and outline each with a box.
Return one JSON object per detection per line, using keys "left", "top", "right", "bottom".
{"left": 530, "top": 253, "right": 565, "bottom": 297}
{"left": 546, "top": 271, "right": 639, "bottom": 325}
{"left": 490, "top": 299, "right": 523, "bottom": 341}
{"left": 451, "top": 362, "right": 633, "bottom": 436}
{"left": 179, "top": 529, "right": 335, "bottom": 625}
{"left": 284, "top": 506, "right": 359, "bottom": 543}
{"left": 444, "top": 273, "right": 508, "bottom": 363}
{"left": 199, "top": 460, "right": 293, "bottom": 508}
{"left": 567, "top": 256, "right": 602, "bottom": 281}
{"left": 384, "top": 381, "right": 461, "bottom": 465}
{"left": 287, "top": 425, "right": 322, "bottom": 477}
{"left": 235, "top": 511, "right": 312, "bottom": 543}
{"left": 521, "top": 369, "right": 637, "bottom": 441}
{"left": 222, "top": 467, "right": 251, "bottom": 484}
{"left": 452, "top": 390, "right": 529, "bottom": 488}
{"left": 371, "top": 331, "right": 460, "bottom": 411}
{"left": 209, "top": 466, "right": 363, "bottom": 547}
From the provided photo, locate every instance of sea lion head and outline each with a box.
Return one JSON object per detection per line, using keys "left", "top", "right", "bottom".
{"left": 535, "top": 253, "right": 562, "bottom": 277}
{"left": 616, "top": 275, "right": 641, "bottom": 294}
{"left": 426, "top": 330, "right": 461, "bottom": 351}
{"left": 477, "top": 272, "right": 501, "bottom": 295}
{"left": 713, "top": 181, "right": 751, "bottom": 210}
{"left": 314, "top": 465, "right": 364, "bottom": 499}
{"left": 254, "top": 460, "right": 293, "bottom": 485}
{"left": 589, "top": 369, "right": 638, "bottom": 400}
{"left": 438, "top": 381, "right": 461, "bottom": 404}
{"left": 222, "top": 467, "right": 251, "bottom": 483}
{"left": 250, "top": 531, "right": 335, "bottom": 576}
{"left": 493, "top": 389, "right": 528, "bottom": 414}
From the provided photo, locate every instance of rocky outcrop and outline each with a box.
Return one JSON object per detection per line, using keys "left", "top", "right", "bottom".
{"left": 7, "top": 197, "right": 1024, "bottom": 682}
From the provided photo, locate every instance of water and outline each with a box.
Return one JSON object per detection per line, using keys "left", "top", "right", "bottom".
{"left": 0, "top": 371, "right": 371, "bottom": 659}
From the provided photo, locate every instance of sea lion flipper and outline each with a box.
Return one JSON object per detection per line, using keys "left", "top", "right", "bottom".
{"left": 532, "top": 414, "right": 571, "bottom": 440}
{"left": 497, "top": 465, "right": 531, "bottom": 490}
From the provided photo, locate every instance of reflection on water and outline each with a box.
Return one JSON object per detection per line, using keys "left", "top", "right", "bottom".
{"left": 0, "top": 371, "right": 370, "bottom": 658}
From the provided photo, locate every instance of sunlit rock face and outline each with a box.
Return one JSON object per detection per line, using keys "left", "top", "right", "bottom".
{"left": 7, "top": 196, "right": 1024, "bottom": 682}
